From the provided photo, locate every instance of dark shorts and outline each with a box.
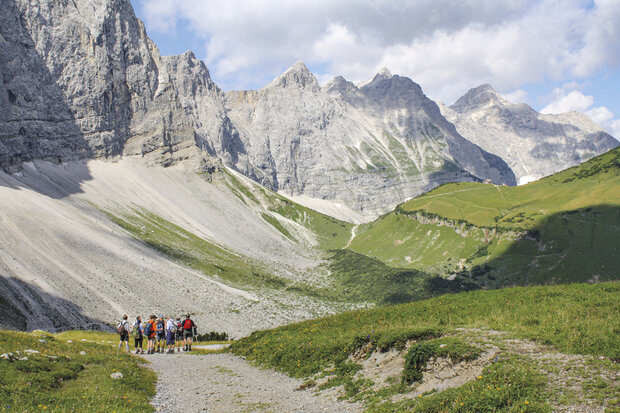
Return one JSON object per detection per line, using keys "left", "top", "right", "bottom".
{"left": 157, "top": 333, "right": 165, "bottom": 341}
{"left": 135, "top": 336, "right": 143, "bottom": 347}
{"left": 166, "top": 332, "right": 175, "bottom": 345}
{"left": 119, "top": 332, "right": 129, "bottom": 341}
{"left": 183, "top": 330, "right": 193, "bottom": 338}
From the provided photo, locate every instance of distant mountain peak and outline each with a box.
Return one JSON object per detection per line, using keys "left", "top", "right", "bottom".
{"left": 266, "top": 61, "right": 320, "bottom": 91}
{"left": 378, "top": 67, "right": 392, "bottom": 78}
{"left": 357, "top": 67, "right": 394, "bottom": 88}
{"left": 451, "top": 83, "right": 504, "bottom": 111}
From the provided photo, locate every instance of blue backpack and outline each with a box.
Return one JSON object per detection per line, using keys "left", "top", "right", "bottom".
{"left": 143, "top": 322, "right": 152, "bottom": 337}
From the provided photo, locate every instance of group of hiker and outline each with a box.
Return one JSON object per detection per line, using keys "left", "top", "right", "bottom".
{"left": 117, "top": 313, "right": 197, "bottom": 354}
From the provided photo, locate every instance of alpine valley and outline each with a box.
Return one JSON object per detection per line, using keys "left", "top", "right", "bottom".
{"left": 0, "top": 0, "right": 618, "bottom": 339}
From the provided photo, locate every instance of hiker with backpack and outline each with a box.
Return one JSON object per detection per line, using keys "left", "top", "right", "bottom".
{"left": 182, "top": 314, "right": 196, "bottom": 351}
{"left": 131, "top": 315, "right": 144, "bottom": 354}
{"left": 175, "top": 317, "right": 183, "bottom": 353}
{"left": 117, "top": 314, "right": 131, "bottom": 352}
{"left": 144, "top": 315, "right": 157, "bottom": 354}
{"left": 165, "top": 316, "right": 177, "bottom": 353}
{"left": 155, "top": 315, "right": 166, "bottom": 353}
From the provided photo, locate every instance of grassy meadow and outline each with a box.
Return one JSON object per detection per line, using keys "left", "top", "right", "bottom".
{"left": 0, "top": 330, "right": 155, "bottom": 412}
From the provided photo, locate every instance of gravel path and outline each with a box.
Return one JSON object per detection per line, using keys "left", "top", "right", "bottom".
{"left": 144, "top": 352, "right": 362, "bottom": 412}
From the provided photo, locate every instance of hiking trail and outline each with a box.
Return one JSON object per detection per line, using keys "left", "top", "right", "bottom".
{"left": 143, "top": 351, "right": 362, "bottom": 412}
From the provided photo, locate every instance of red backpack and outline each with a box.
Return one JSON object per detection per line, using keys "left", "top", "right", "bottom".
{"left": 183, "top": 319, "right": 193, "bottom": 330}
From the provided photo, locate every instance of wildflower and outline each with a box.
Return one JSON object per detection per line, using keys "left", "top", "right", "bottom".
{"left": 418, "top": 395, "right": 422, "bottom": 398}
{"left": 460, "top": 403, "right": 464, "bottom": 406}
{"left": 477, "top": 375, "right": 482, "bottom": 379}
{"left": 525, "top": 401, "right": 530, "bottom": 405}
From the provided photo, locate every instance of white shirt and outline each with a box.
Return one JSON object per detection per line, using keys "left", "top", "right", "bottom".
{"left": 166, "top": 318, "right": 175, "bottom": 332}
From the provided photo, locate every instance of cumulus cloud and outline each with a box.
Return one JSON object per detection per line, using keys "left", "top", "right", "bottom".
{"left": 541, "top": 90, "right": 594, "bottom": 113}
{"left": 501, "top": 89, "right": 529, "bottom": 104}
{"left": 136, "top": 0, "right": 619, "bottom": 107}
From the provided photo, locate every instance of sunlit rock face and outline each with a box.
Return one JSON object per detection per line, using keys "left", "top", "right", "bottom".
{"left": 440, "top": 84, "right": 618, "bottom": 185}
{"left": 226, "top": 64, "right": 515, "bottom": 219}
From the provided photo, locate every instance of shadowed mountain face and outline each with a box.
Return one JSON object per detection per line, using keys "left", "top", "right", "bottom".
{"left": 440, "top": 84, "right": 619, "bottom": 185}
{"left": 0, "top": 0, "right": 90, "bottom": 180}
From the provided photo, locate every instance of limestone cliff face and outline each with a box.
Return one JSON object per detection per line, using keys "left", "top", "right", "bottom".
{"left": 0, "top": 0, "right": 238, "bottom": 171}
{"left": 440, "top": 84, "right": 619, "bottom": 184}
{"left": 226, "top": 64, "right": 515, "bottom": 218}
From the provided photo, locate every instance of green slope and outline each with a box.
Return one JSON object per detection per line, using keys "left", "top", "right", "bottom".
{"left": 220, "top": 169, "right": 353, "bottom": 250}
{"left": 231, "top": 282, "right": 620, "bottom": 411}
{"left": 348, "top": 147, "right": 620, "bottom": 286}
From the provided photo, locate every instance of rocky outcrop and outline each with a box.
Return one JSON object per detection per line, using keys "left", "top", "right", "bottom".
{"left": 440, "top": 84, "right": 619, "bottom": 184}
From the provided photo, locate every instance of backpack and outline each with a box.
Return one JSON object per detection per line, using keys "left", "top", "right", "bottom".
{"left": 156, "top": 320, "right": 164, "bottom": 332}
{"left": 116, "top": 321, "right": 126, "bottom": 335}
{"left": 183, "top": 319, "right": 193, "bottom": 330}
{"left": 132, "top": 323, "right": 140, "bottom": 337}
{"left": 143, "top": 321, "right": 152, "bottom": 337}
{"left": 169, "top": 323, "right": 177, "bottom": 334}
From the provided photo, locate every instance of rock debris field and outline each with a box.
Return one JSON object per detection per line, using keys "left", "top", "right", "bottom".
{"left": 144, "top": 351, "right": 362, "bottom": 412}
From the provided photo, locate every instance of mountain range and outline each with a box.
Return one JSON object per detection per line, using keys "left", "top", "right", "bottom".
{"left": 0, "top": 0, "right": 618, "bottom": 333}
{"left": 2, "top": 0, "right": 616, "bottom": 221}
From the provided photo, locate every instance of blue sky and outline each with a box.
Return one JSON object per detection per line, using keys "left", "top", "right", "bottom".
{"left": 130, "top": 0, "right": 619, "bottom": 137}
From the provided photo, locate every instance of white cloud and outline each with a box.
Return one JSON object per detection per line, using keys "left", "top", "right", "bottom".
{"left": 541, "top": 90, "right": 594, "bottom": 114}
{"left": 610, "top": 119, "right": 620, "bottom": 138}
{"left": 135, "top": 0, "right": 619, "bottom": 108}
{"left": 541, "top": 85, "right": 620, "bottom": 138}
{"left": 501, "top": 89, "right": 529, "bottom": 104}
{"left": 587, "top": 106, "right": 615, "bottom": 125}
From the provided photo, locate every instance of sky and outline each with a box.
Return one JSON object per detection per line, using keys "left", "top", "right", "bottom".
{"left": 131, "top": 0, "right": 620, "bottom": 137}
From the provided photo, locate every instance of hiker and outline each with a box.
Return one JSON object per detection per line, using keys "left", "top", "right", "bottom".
{"left": 132, "top": 315, "right": 144, "bottom": 354}
{"left": 165, "top": 316, "right": 176, "bottom": 353}
{"left": 144, "top": 315, "right": 157, "bottom": 354}
{"left": 117, "top": 314, "right": 131, "bottom": 352}
{"left": 182, "top": 313, "right": 196, "bottom": 351}
{"left": 155, "top": 315, "right": 166, "bottom": 353}
{"left": 175, "top": 317, "right": 183, "bottom": 352}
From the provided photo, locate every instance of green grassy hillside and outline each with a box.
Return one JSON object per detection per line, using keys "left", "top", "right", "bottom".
{"left": 232, "top": 282, "right": 619, "bottom": 411}
{"left": 348, "top": 147, "right": 620, "bottom": 287}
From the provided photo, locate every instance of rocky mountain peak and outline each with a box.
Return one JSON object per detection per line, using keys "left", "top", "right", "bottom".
{"left": 357, "top": 67, "right": 394, "bottom": 88}
{"left": 323, "top": 75, "right": 358, "bottom": 97}
{"left": 266, "top": 61, "right": 320, "bottom": 91}
{"left": 451, "top": 83, "right": 504, "bottom": 112}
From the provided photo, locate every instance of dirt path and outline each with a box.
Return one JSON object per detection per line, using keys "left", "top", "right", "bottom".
{"left": 144, "top": 352, "right": 362, "bottom": 412}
